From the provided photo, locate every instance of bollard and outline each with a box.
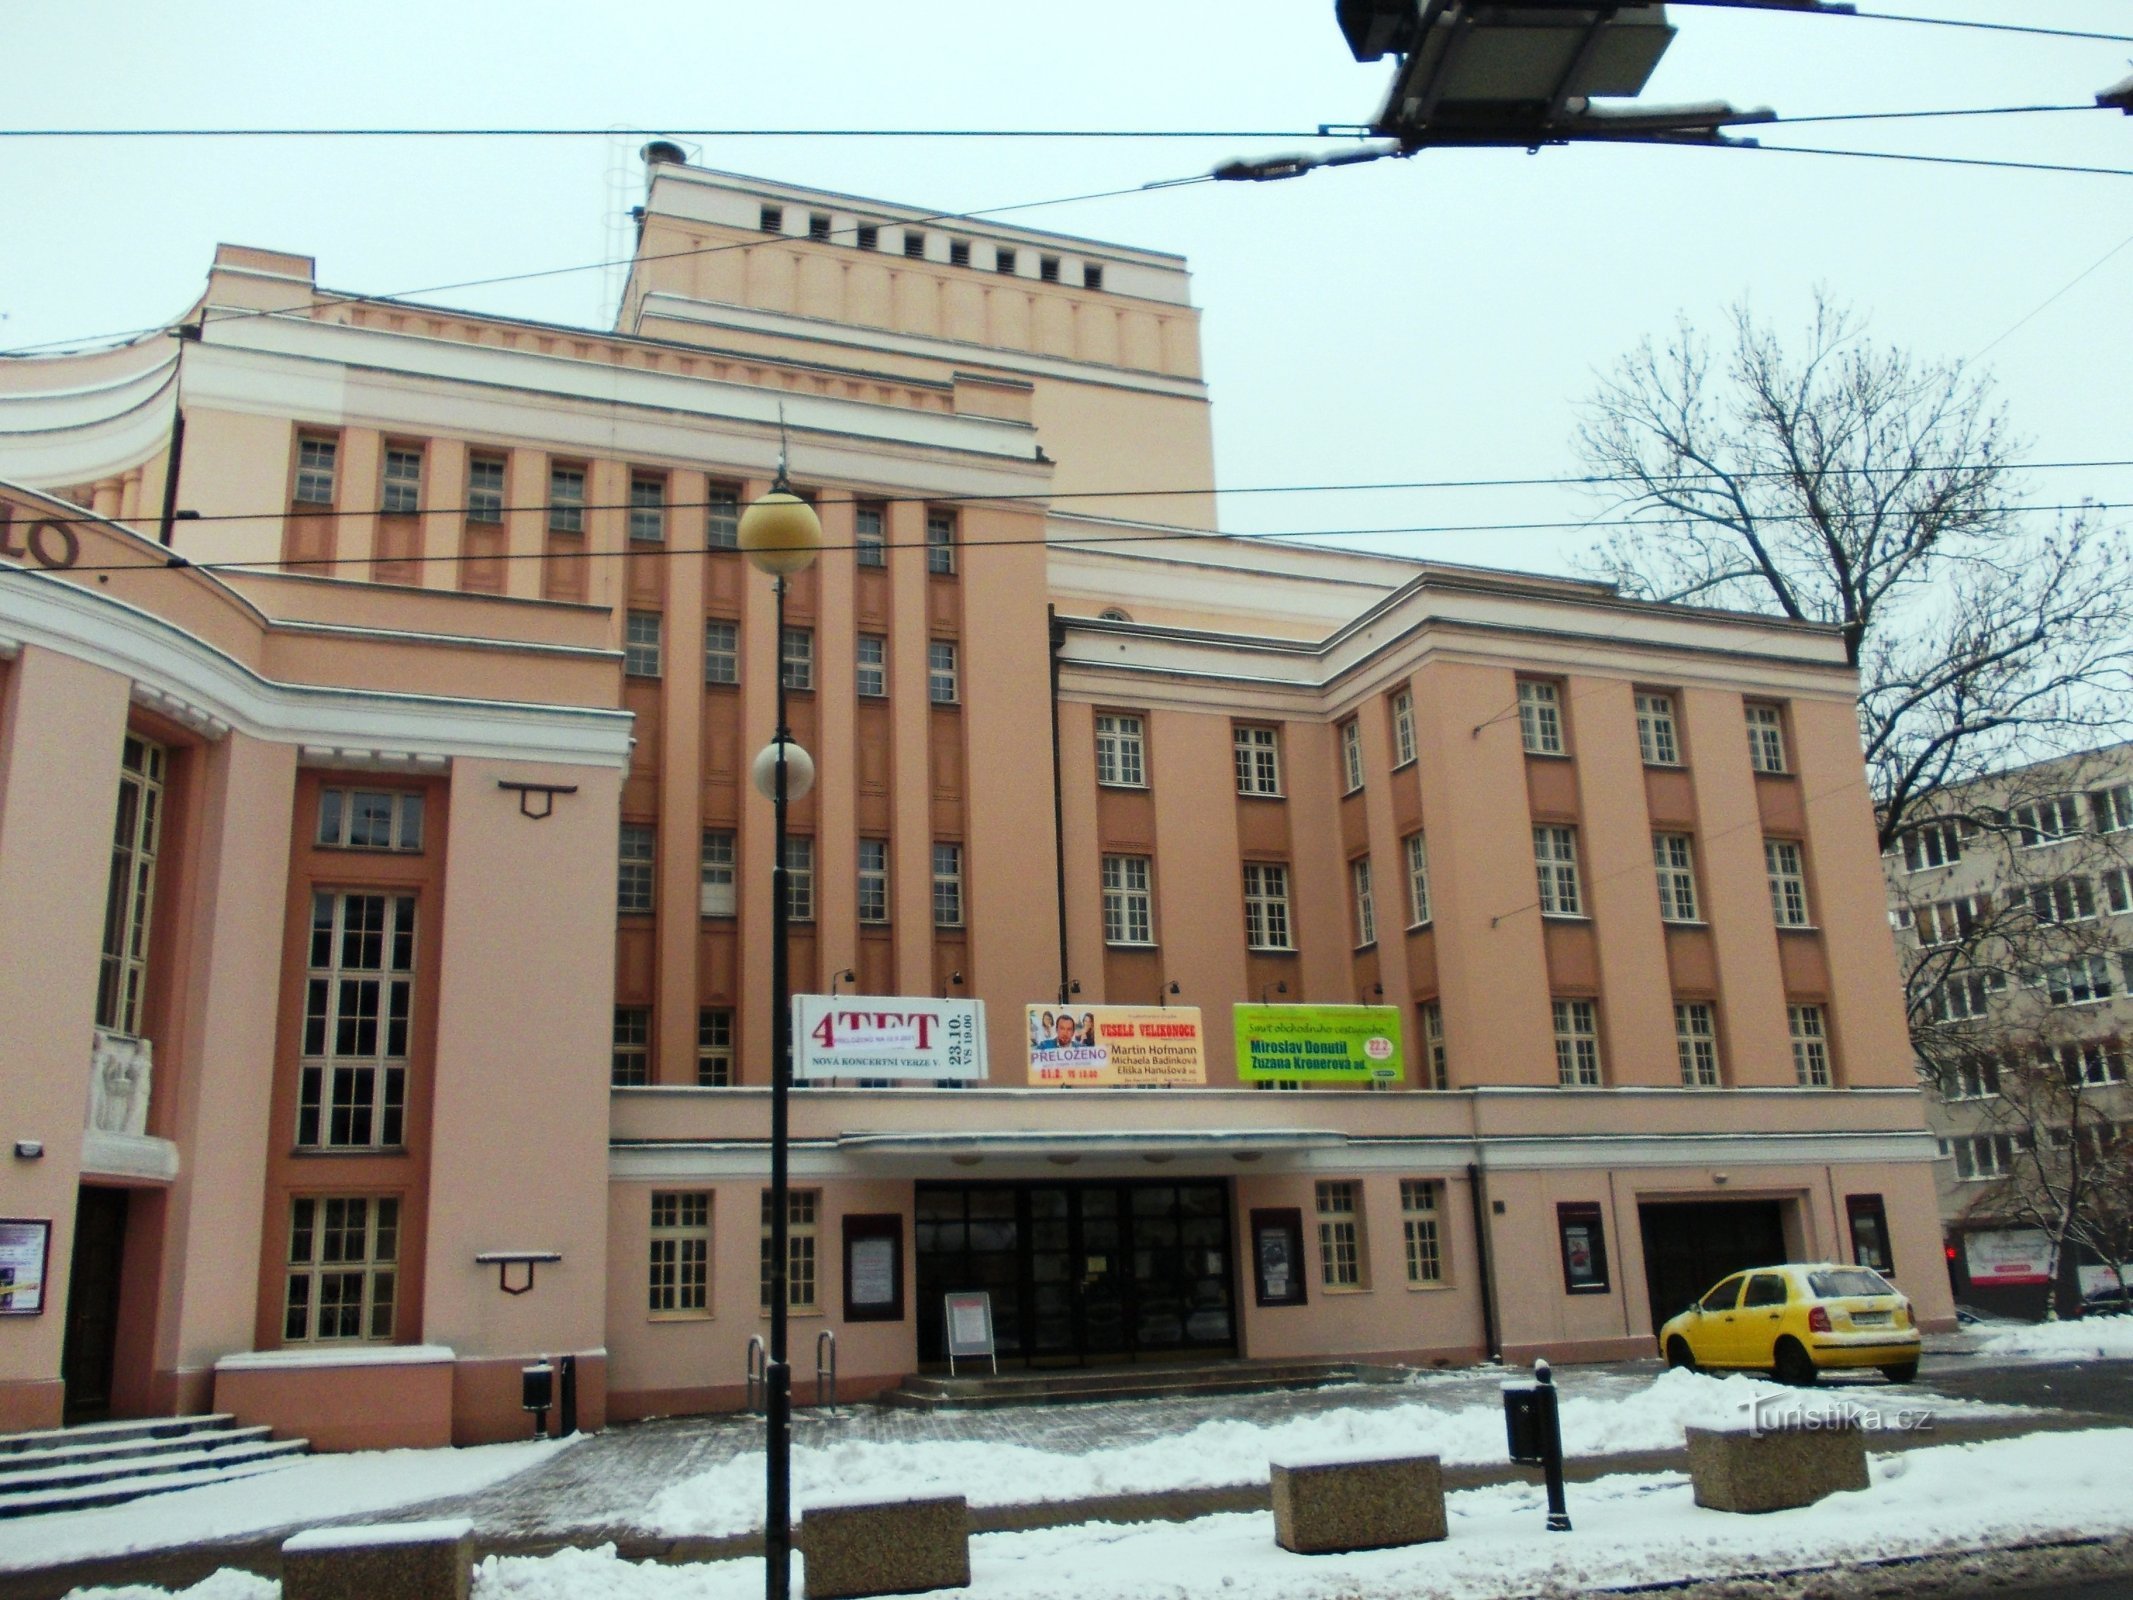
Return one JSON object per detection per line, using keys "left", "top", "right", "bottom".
{"left": 558, "top": 1353, "right": 578, "bottom": 1437}
{"left": 1502, "top": 1358, "right": 1571, "bottom": 1532}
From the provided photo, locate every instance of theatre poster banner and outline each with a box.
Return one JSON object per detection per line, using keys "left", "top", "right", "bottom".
{"left": 1233, "top": 1004, "right": 1404, "bottom": 1084}
{"left": 792, "top": 996, "right": 986, "bottom": 1082}
{"left": 1026, "top": 1005, "right": 1206, "bottom": 1086}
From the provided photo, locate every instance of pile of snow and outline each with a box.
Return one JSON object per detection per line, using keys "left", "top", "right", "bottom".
{"left": 1976, "top": 1315, "right": 2133, "bottom": 1362}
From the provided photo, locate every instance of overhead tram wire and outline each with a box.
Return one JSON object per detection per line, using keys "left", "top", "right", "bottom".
{"left": 1839, "top": 11, "right": 2133, "bottom": 45}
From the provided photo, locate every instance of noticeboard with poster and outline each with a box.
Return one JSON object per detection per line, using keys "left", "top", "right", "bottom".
{"left": 792, "top": 996, "right": 985, "bottom": 1082}
{"left": 1025, "top": 1005, "right": 1206, "bottom": 1086}
{"left": 0, "top": 1219, "right": 52, "bottom": 1316}
{"left": 1964, "top": 1227, "right": 2053, "bottom": 1287}
{"left": 1233, "top": 1004, "right": 1403, "bottom": 1084}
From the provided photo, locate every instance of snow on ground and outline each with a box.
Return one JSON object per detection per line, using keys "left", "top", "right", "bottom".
{"left": 640, "top": 1369, "right": 2020, "bottom": 1538}
{"left": 1976, "top": 1316, "right": 2133, "bottom": 1362}
{"left": 5, "top": 1437, "right": 576, "bottom": 1575}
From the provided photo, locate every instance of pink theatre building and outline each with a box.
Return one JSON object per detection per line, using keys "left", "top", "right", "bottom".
{"left": 0, "top": 155, "right": 1953, "bottom": 1448}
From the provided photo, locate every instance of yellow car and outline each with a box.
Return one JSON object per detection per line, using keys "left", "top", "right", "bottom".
{"left": 1657, "top": 1263, "right": 1920, "bottom": 1385}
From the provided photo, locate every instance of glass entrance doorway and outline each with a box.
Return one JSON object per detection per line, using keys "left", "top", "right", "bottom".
{"left": 915, "top": 1180, "right": 1237, "bottom": 1366}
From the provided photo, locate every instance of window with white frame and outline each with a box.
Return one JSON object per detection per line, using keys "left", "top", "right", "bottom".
{"left": 1420, "top": 1001, "right": 1448, "bottom": 1090}
{"left": 1653, "top": 832, "right": 1700, "bottom": 923}
{"left": 1765, "top": 839, "right": 1810, "bottom": 926}
{"left": 783, "top": 836, "right": 815, "bottom": 922}
{"left": 1930, "top": 971, "right": 2005, "bottom": 1022}
{"left": 284, "top": 1195, "right": 397, "bottom": 1343}
{"left": 649, "top": 1192, "right": 710, "bottom": 1315}
{"left": 932, "top": 842, "right": 964, "bottom": 927}
{"left": 780, "top": 627, "right": 814, "bottom": 691}
{"left": 1553, "top": 998, "right": 1602, "bottom": 1086}
{"left": 381, "top": 447, "right": 422, "bottom": 515}
{"left": 1789, "top": 1003, "right": 1832, "bottom": 1086}
{"left": 624, "top": 611, "right": 663, "bottom": 678}
{"left": 925, "top": 508, "right": 956, "bottom": 575}
{"left": 612, "top": 1006, "right": 650, "bottom": 1086}
{"left": 1340, "top": 718, "right": 1364, "bottom": 793}
{"left": 628, "top": 472, "right": 666, "bottom": 542}
{"left": 2021, "top": 876, "right": 2097, "bottom": 925}
{"left": 1391, "top": 688, "right": 1417, "bottom": 768}
{"left": 697, "top": 1009, "right": 733, "bottom": 1086}
{"left": 1951, "top": 1133, "right": 2018, "bottom": 1181}
{"left": 700, "top": 829, "right": 735, "bottom": 918}
{"left": 2104, "top": 866, "right": 2133, "bottom": 915}
{"left": 928, "top": 640, "right": 958, "bottom": 704}
{"left": 1517, "top": 679, "right": 1564, "bottom": 755}
{"left": 1950, "top": 1057, "right": 2001, "bottom": 1100}
{"left": 619, "top": 823, "right": 655, "bottom": 913}
{"left": 706, "top": 488, "right": 739, "bottom": 549}
{"left": 1534, "top": 826, "right": 1584, "bottom": 917}
{"left": 297, "top": 891, "right": 415, "bottom": 1148}
{"left": 2048, "top": 1040, "right": 2127, "bottom": 1087}
{"left": 1243, "top": 862, "right": 1293, "bottom": 950}
{"left": 858, "top": 838, "right": 890, "bottom": 924}
{"left": 318, "top": 787, "right": 424, "bottom": 853}
{"left": 1095, "top": 714, "right": 1147, "bottom": 787}
{"left": 294, "top": 435, "right": 337, "bottom": 504}
{"left": 2092, "top": 783, "right": 2133, "bottom": 835}
{"left": 1635, "top": 692, "right": 1680, "bottom": 766}
{"left": 1675, "top": 1001, "right": 1721, "bottom": 1087}
{"left": 760, "top": 1189, "right": 820, "bottom": 1311}
{"left": 855, "top": 504, "right": 886, "bottom": 567}
{"left": 466, "top": 454, "right": 505, "bottom": 523}
{"left": 1352, "top": 857, "right": 1377, "bottom": 947}
{"left": 2011, "top": 795, "right": 2085, "bottom": 846}
{"left": 1745, "top": 703, "right": 1788, "bottom": 773}
{"left": 704, "top": 620, "right": 739, "bottom": 685}
{"left": 96, "top": 736, "right": 166, "bottom": 1037}
{"left": 2039, "top": 955, "right": 2114, "bottom": 1006}
{"left": 1234, "top": 725, "right": 1282, "bottom": 795}
{"left": 1404, "top": 832, "right": 1431, "bottom": 926}
{"left": 1913, "top": 893, "right": 1990, "bottom": 946}
{"left": 1102, "top": 854, "right": 1154, "bottom": 945}
{"left": 548, "top": 464, "right": 586, "bottom": 533}
{"left": 1315, "top": 1181, "right": 1366, "bottom": 1289}
{"left": 856, "top": 634, "right": 887, "bottom": 697}
{"left": 1400, "top": 1179, "right": 1443, "bottom": 1284}
{"left": 1899, "top": 819, "right": 1966, "bottom": 873}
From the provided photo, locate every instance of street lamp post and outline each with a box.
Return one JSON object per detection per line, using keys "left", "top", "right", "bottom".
{"left": 739, "top": 465, "right": 822, "bottom": 1600}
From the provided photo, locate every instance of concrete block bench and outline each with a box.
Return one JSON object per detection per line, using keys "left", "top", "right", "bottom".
{"left": 1685, "top": 1422, "right": 1869, "bottom": 1514}
{"left": 1270, "top": 1451, "right": 1447, "bottom": 1555}
{"left": 799, "top": 1490, "right": 970, "bottom": 1599}
{"left": 282, "top": 1517, "right": 473, "bottom": 1600}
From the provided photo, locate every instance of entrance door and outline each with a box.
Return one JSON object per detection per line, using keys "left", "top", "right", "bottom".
{"left": 1638, "top": 1199, "right": 1787, "bottom": 1338}
{"left": 61, "top": 1188, "right": 130, "bottom": 1422}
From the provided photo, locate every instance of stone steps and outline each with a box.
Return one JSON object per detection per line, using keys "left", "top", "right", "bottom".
{"left": 0, "top": 1414, "right": 309, "bottom": 1520}
{"left": 879, "top": 1359, "right": 1391, "bottom": 1410}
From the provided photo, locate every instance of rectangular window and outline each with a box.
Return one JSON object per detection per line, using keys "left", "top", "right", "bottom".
{"left": 284, "top": 1196, "right": 397, "bottom": 1343}
{"left": 1404, "top": 832, "right": 1431, "bottom": 927}
{"left": 1635, "top": 692, "right": 1680, "bottom": 766}
{"left": 1517, "top": 679, "right": 1564, "bottom": 756}
{"left": 780, "top": 627, "right": 814, "bottom": 692}
{"left": 1420, "top": 1001, "right": 1448, "bottom": 1090}
{"left": 1929, "top": 971, "right": 2005, "bottom": 1022}
{"left": 1900, "top": 820, "right": 1965, "bottom": 873}
{"left": 548, "top": 464, "right": 585, "bottom": 534}
{"left": 855, "top": 504, "right": 887, "bottom": 568}
{"left": 949, "top": 240, "right": 971, "bottom": 268}
{"left": 1037, "top": 254, "right": 1061, "bottom": 283}
{"left": 784, "top": 836, "right": 815, "bottom": 923}
{"left": 2022, "top": 876, "right": 2097, "bottom": 925}
{"left": 612, "top": 1006, "right": 650, "bottom": 1086}
{"left": 1315, "top": 1181, "right": 1365, "bottom": 1290}
{"left": 618, "top": 822, "right": 655, "bottom": 913}
{"left": 1952, "top": 1133, "right": 2018, "bottom": 1181}
{"left": 1534, "top": 825, "right": 1584, "bottom": 917}
{"left": 1243, "top": 861, "right": 1293, "bottom": 950}
{"left": 760, "top": 1189, "right": 820, "bottom": 1311}
{"left": 1083, "top": 263, "right": 1104, "bottom": 292}
{"left": 807, "top": 211, "right": 831, "bottom": 241}
{"left": 1653, "top": 833, "right": 1700, "bottom": 923}
{"left": 648, "top": 1192, "right": 710, "bottom": 1316}
{"left": 1913, "top": 893, "right": 1989, "bottom": 946}
{"left": 1675, "top": 1001, "right": 1720, "bottom": 1087}
{"left": 1950, "top": 1058, "right": 2001, "bottom": 1099}
{"left": 705, "top": 488, "right": 739, "bottom": 549}
{"left": 926, "top": 509, "right": 956, "bottom": 575}
{"left": 696, "top": 1009, "right": 733, "bottom": 1087}
{"left": 1400, "top": 1180, "right": 1443, "bottom": 1285}
{"left": 1102, "top": 854, "right": 1154, "bottom": 945}
{"left": 902, "top": 230, "right": 926, "bottom": 259}
{"left": 1095, "top": 714, "right": 1147, "bottom": 787}
{"left": 317, "top": 786, "right": 424, "bottom": 854}
{"left": 96, "top": 735, "right": 167, "bottom": 1036}
{"left": 1233, "top": 725, "right": 1282, "bottom": 796}
{"left": 932, "top": 842, "right": 964, "bottom": 928}
{"left": 624, "top": 611, "right": 663, "bottom": 679}
{"left": 297, "top": 892, "right": 415, "bottom": 1149}
{"left": 2047, "top": 1041, "right": 2128, "bottom": 1087}
{"left": 2104, "top": 866, "right": 2133, "bottom": 915}
{"left": 628, "top": 473, "right": 666, "bottom": 542}
{"left": 381, "top": 447, "right": 422, "bottom": 516}
{"left": 1745, "top": 703, "right": 1788, "bottom": 773}
{"left": 1391, "top": 689, "right": 1417, "bottom": 768}
{"left": 928, "top": 640, "right": 958, "bottom": 704}
{"left": 1765, "top": 839, "right": 1810, "bottom": 926}
{"left": 1351, "top": 857, "right": 1377, "bottom": 948}
{"left": 2093, "top": 784, "right": 2133, "bottom": 835}
{"left": 700, "top": 829, "right": 735, "bottom": 918}
{"left": 2011, "top": 795, "right": 2085, "bottom": 846}
{"left": 466, "top": 454, "right": 505, "bottom": 523}
{"left": 1339, "top": 718, "right": 1364, "bottom": 793}
{"left": 1553, "top": 998, "right": 1602, "bottom": 1086}
{"left": 294, "top": 435, "right": 337, "bottom": 504}
{"left": 1789, "top": 1003, "right": 1831, "bottom": 1086}
{"left": 857, "top": 838, "right": 890, "bottom": 924}
{"left": 2039, "top": 954, "right": 2114, "bottom": 1006}
{"left": 994, "top": 246, "right": 1017, "bottom": 275}
{"left": 704, "top": 620, "right": 739, "bottom": 685}
{"left": 759, "top": 204, "right": 784, "bottom": 234}
{"left": 1557, "top": 1202, "right": 1610, "bottom": 1293}
{"left": 855, "top": 634, "right": 887, "bottom": 697}
{"left": 856, "top": 223, "right": 879, "bottom": 251}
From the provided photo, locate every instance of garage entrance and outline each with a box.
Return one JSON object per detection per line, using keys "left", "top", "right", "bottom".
{"left": 1637, "top": 1200, "right": 1788, "bottom": 1336}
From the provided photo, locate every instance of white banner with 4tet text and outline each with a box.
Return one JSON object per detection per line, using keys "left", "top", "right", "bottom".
{"left": 791, "top": 995, "right": 987, "bottom": 1082}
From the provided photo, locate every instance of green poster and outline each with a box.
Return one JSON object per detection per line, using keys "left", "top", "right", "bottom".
{"left": 1233, "top": 1004, "right": 1404, "bottom": 1083}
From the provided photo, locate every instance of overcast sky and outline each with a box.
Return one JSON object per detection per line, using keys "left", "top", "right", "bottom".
{"left": 4, "top": 1, "right": 2128, "bottom": 579}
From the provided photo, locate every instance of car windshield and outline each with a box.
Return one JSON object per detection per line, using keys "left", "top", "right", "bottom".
{"left": 1808, "top": 1267, "right": 1894, "bottom": 1299}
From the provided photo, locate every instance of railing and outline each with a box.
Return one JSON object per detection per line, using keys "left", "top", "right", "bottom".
{"left": 746, "top": 1335, "right": 767, "bottom": 1415}
{"left": 815, "top": 1329, "right": 838, "bottom": 1416}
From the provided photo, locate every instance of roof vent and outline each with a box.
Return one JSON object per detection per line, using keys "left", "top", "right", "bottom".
{"left": 639, "top": 140, "right": 688, "bottom": 168}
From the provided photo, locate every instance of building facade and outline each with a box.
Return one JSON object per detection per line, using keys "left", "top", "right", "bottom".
{"left": 0, "top": 155, "right": 1952, "bottom": 1448}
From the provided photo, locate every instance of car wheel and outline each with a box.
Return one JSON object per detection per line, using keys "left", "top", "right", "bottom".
{"left": 1881, "top": 1360, "right": 1919, "bottom": 1384}
{"left": 1666, "top": 1337, "right": 1697, "bottom": 1373}
{"left": 1773, "top": 1337, "right": 1817, "bottom": 1387}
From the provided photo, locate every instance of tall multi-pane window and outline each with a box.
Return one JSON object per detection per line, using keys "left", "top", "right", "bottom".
{"left": 1653, "top": 833, "right": 1700, "bottom": 922}
{"left": 928, "top": 641, "right": 958, "bottom": 704}
{"left": 1234, "top": 725, "right": 1282, "bottom": 796}
{"left": 96, "top": 735, "right": 166, "bottom": 1035}
{"left": 1766, "top": 839, "right": 1810, "bottom": 926}
{"left": 381, "top": 447, "right": 422, "bottom": 515}
{"left": 1095, "top": 714, "right": 1147, "bottom": 787}
{"left": 1635, "top": 692, "right": 1680, "bottom": 766}
{"left": 704, "top": 620, "right": 739, "bottom": 685}
{"left": 700, "top": 830, "right": 736, "bottom": 917}
{"left": 932, "top": 842, "right": 965, "bottom": 928}
{"left": 1789, "top": 1003, "right": 1831, "bottom": 1086}
{"left": 705, "top": 488, "right": 740, "bottom": 550}
{"left": 1900, "top": 819, "right": 1965, "bottom": 872}
{"left": 1745, "top": 703, "right": 1788, "bottom": 773}
{"left": 612, "top": 1007, "right": 650, "bottom": 1086}
{"left": 2039, "top": 955, "right": 2113, "bottom": 1006}
{"left": 548, "top": 464, "right": 586, "bottom": 533}
{"left": 1553, "top": 998, "right": 1602, "bottom": 1086}
{"left": 855, "top": 504, "right": 887, "bottom": 567}
{"left": 1243, "top": 862, "right": 1293, "bottom": 950}
{"left": 2024, "top": 877, "right": 2097, "bottom": 925}
{"left": 1340, "top": 719, "right": 1364, "bottom": 792}
{"left": 784, "top": 837, "right": 816, "bottom": 923}
{"left": 284, "top": 1196, "right": 397, "bottom": 1343}
{"left": 318, "top": 787, "right": 424, "bottom": 852}
{"left": 858, "top": 839, "right": 890, "bottom": 924}
{"left": 1400, "top": 1180, "right": 1443, "bottom": 1284}
{"left": 1420, "top": 1001, "right": 1448, "bottom": 1090}
{"left": 294, "top": 435, "right": 337, "bottom": 504}
{"left": 2092, "top": 783, "right": 2133, "bottom": 835}
{"left": 619, "top": 823, "right": 655, "bottom": 913}
{"left": 696, "top": 1009, "right": 733, "bottom": 1086}
{"left": 760, "top": 1189, "right": 820, "bottom": 1311}
{"left": 1351, "top": 857, "right": 1377, "bottom": 947}
{"left": 624, "top": 611, "right": 663, "bottom": 678}
{"left": 628, "top": 473, "right": 666, "bottom": 542}
{"left": 648, "top": 1193, "right": 710, "bottom": 1315}
{"left": 1675, "top": 1001, "right": 1720, "bottom": 1087}
{"left": 297, "top": 892, "right": 415, "bottom": 1148}
{"left": 856, "top": 634, "right": 887, "bottom": 697}
{"left": 1391, "top": 688, "right": 1417, "bottom": 768}
{"left": 466, "top": 455, "right": 505, "bottom": 523}
{"left": 780, "top": 627, "right": 814, "bottom": 691}
{"left": 1315, "top": 1181, "right": 1365, "bottom": 1289}
{"left": 1534, "top": 826, "right": 1584, "bottom": 916}
{"left": 2011, "top": 796, "right": 2085, "bottom": 846}
{"left": 1517, "top": 679, "right": 1564, "bottom": 755}
{"left": 1102, "top": 854, "right": 1154, "bottom": 945}
{"left": 1403, "top": 832, "right": 1431, "bottom": 927}
{"left": 925, "top": 509, "right": 956, "bottom": 575}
